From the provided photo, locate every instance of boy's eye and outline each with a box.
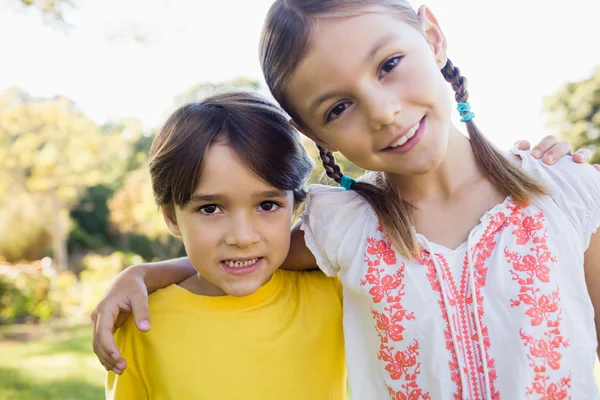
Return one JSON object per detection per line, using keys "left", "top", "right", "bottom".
{"left": 325, "top": 102, "right": 351, "bottom": 123}
{"left": 379, "top": 56, "right": 401, "bottom": 79}
{"left": 198, "top": 204, "right": 221, "bottom": 215}
{"left": 258, "top": 201, "right": 280, "bottom": 212}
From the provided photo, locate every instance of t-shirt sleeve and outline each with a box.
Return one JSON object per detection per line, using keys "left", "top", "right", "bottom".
{"left": 301, "top": 184, "right": 372, "bottom": 276}
{"left": 105, "top": 318, "right": 149, "bottom": 400}
{"left": 513, "top": 148, "right": 600, "bottom": 250}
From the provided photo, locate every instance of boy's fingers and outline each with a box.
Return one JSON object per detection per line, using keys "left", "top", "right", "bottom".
{"left": 130, "top": 293, "right": 151, "bottom": 332}
{"left": 515, "top": 140, "right": 531, "bottom": 151}
{"left": 541, "top": 141, "right": 572, "bottom": 165}
{"left": 572, "top": 149, "right": 592, "bottom": 164}
{"left": 531, "top": 135, "right": 559, "bottom": 159}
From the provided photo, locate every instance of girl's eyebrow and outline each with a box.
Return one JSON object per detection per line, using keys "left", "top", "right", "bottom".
{"left": 307, "top": 33, "right": 397, "bottom": 115}
{"left": 364, "top": 33, "right": 397, "bottom": 66}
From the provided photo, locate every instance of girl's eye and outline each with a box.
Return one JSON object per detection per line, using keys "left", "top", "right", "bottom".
{"left": 198, "top": 204, "right": 221, "bottom": 215}
{"left": 325, "top": 102, "right": 351, "bottom": 123}
{"left": 258, "top": 201, "right": 281, "bottom": 212}
{"left": 379, "top": 56, "right": 401, "bottom": 79}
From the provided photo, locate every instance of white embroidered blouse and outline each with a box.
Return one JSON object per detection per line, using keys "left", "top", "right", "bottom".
{"left": 301, "top": 150, "right": 600, "bottom": 400}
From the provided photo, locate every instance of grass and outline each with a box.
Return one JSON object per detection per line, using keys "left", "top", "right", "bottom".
{"left": 0, "top": 323, "right": 105, "bottom": 400}
{"left": 0, "top": 323, "right": 599, "bottom": 399}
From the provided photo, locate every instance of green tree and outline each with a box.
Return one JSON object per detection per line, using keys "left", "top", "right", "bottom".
{"left": 0, "top": 88, "right": 127, "bottom": 270}
{"left": 174, "top": 77, "right": 260, "bottom": 107}
{"left": 544, "top": 67, "right": 600, "bottom": 165}
{"left": 107, "top": 168, "right": 184, "bottom": 260}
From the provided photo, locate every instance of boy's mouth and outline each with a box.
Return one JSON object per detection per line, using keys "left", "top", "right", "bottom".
{"left": 222, "top": 257, "right": 262, "bottom": 269}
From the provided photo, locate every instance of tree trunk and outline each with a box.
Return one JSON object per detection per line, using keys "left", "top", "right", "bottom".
{"left": 51, "top": 190, "right": 69, "bottom": 271}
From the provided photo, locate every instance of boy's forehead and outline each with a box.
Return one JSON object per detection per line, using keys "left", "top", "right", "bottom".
{"left": 193, "top": 142, "right": 284, "bottom": 198}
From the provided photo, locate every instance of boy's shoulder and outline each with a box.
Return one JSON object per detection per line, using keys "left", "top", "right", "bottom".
{"left": 278, "top": 269, "right": 342, "bottom": 301}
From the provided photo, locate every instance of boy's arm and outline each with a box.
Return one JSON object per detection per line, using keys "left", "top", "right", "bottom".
{"left": 584, "top": 233, "right": 600, "bottom": 359}
{"left": 91, "top": 258, "right": 195, "bottom": 373}
{"left": 516, "top": 137, "right": 599, "bottom": 171}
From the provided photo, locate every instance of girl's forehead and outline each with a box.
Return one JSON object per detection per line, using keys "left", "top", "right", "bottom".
{"left": 287, "top": 11, "right": 423, "bottom": 110}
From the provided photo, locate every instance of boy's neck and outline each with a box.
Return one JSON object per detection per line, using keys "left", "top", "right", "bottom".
{"left": 177, "top": 272, "right": 276, "bottom": 297}
{"left": 178, "top": 274, "right": 228, "bottom": 296}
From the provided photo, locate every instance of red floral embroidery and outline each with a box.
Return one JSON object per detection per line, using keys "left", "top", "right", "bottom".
{"left": 361, "top": 229, "right": 430, "bottom": 400}
{"left": 418, "top": 211, "right": 504, "bottom": 400}
{"left": 504, "top": 203, "right": 571, "bottom": 399}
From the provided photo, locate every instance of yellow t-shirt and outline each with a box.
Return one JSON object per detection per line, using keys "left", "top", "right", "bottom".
{"left": 106, "top": 269, "right": 345, "bottom": 400}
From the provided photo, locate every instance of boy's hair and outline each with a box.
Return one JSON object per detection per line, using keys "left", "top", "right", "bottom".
{"left": 149, "top": 91, "right": 314, "bottom": 221}
{"left": 259, "top": 0, "right": 548, "bottom": 258}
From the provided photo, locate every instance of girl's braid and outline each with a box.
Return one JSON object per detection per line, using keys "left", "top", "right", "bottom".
{"left": 317, "top": 144, "right": 344, "bottom": 183}
{"left": 441, "top": 58, "right": 469, "bottom": 104}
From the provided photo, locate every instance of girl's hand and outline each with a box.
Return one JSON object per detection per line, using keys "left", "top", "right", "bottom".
{"left": 91, "top": 265, "right": 151, "bottom": 375}
{"left": 516, "top": 136, "right": 600, "bottom": 171}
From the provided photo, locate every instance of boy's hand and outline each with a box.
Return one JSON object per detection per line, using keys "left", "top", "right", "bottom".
{"left": 516, "top": 135, "right": 600, "bottom": 171}
{"left": 91, "top": 265, "right": 151, "bottom": 375}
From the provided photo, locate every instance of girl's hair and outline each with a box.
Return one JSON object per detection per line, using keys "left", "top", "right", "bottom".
{"left": 149, "top": 91, "right": 314, "bottom": 221}
{"left": 259, "top": 0, "right": 549, "bottom": 257}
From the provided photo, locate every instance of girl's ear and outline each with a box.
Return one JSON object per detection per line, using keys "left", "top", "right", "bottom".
{"left": 417, "top": 6, "right": 448, "bottom": 69}
{"left": 290, "top": 119, "right": 338, "bottom": 152}
{"left": 162, "top": 208, "right": 181, "bottom": 237}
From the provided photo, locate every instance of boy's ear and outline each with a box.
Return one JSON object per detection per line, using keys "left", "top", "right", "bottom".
{"left": 417, "top": 6, "right": 448, "bottom": 69}
{"left": 162, "top": 208, "right": 181, "bottom": 237}
{"left": 289, "top": 119, "right": 337, "bottom": 152}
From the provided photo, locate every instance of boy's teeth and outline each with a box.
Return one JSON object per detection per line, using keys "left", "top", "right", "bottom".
{"left": 390, "top": 121, "right": 420, "bottom": 148}
{"left": 223, "top": 258, "right": 259, "bottom": 268}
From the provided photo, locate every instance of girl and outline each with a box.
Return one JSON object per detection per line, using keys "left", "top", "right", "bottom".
{"left": 94, "top": 1, "right": 600, "bottom": 399}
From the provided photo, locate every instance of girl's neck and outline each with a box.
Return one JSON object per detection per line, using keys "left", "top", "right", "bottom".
{"left": 386, "top": 126, "right": 482, "bottom": 205}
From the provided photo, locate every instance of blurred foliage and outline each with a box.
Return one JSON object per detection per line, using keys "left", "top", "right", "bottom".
{"left": 174, "top": 77, "right": 261, "bottom": 107}
{"left": 0, "top": 252, "right": 144, "bottom": 324}
{"left": 0, "top": 273, "right": 61, "bottom": 324}
{"left": 12, "top": 0, "right": 75, "bottom": 23}
{"left": 544, "top": 67, "right": 600, "bottom": 165}
{"left": 0, "top": 88, "right": 129, "bottom": 269}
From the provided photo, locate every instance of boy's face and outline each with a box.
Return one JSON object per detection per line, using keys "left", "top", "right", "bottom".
{"left": 164, "top": 141, "right": 295, "bottom": 297}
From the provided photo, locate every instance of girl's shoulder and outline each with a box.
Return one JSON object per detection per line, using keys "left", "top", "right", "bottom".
{"left": 302, "top": 184, "right": 377, "bottom": 276}
{"left": 512, "top": 147, "right": 600, "bottom": 249}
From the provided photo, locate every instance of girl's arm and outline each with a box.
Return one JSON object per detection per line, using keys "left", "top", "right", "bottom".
{"left": 281, "top": 221, "right": 318, "bottom": 271}
{"left": 91, "top": 258, "right": 195, "bottom": 373}
{"left": 584, "top": 233, "right": 600, "bottom": 359}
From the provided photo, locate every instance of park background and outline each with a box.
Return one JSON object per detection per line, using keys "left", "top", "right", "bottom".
{"left": 1, "top": 0, "right": 600, "bottom": 398}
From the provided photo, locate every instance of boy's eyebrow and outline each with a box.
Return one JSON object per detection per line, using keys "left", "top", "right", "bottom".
{"left": 252, "top": 190, "right": 287, "bottom": 199}
{"left": 189, "top": 190, "right": 287, "bottom": 203}
{"left": 190, "top": 194, "right": 221, "bottom": 202}
{"left": 308, "top": 33, "right": 397, "bottom": 116}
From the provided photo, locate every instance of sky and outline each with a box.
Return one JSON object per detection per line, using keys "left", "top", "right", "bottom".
{"left": 1, "top": 0, "right": 599, "bottom": 149}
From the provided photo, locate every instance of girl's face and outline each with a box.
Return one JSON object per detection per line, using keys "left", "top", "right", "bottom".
{"left": 164, "top": 141, "right": 294, "bottom": 297}
{"left": 287, "top": 6, "right": 453, "bottom": 177}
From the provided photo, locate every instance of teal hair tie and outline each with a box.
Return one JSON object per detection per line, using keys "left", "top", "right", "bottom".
{"left": 340, "top": 175, "right": 356, "bottom": 191}
{"left": 457, "top": 102, "right": 475, "bottom": 122}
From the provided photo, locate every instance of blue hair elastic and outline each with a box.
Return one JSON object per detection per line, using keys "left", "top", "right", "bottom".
{"left": 457, "top": 102, "right": 475, "bottom": 122}
{"left": 340, "top": 175, "right": 356, "bottom": 191}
